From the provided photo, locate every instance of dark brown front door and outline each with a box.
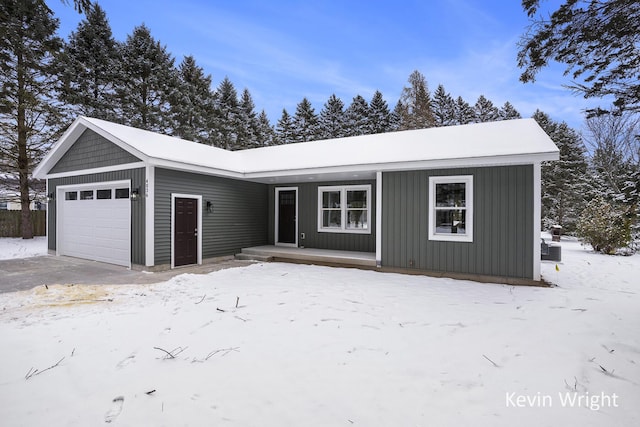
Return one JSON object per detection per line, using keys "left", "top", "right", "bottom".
{"left": 277, "top": 189, "right": 296, "bottom": 245}
{"left": 174, "top": 197, "right": 197, "bottom": 266}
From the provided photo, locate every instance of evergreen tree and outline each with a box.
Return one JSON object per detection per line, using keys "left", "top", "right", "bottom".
{"left": 345, "top": 95, "right": 370, "bottom": 136}
{"left": 518, "top": 0, "right": 640, "bottom": 114}
{"left": 292, "top": 98, "right": 319, "bottom": 143}
{"left": 58, "top": 3, "right": 120, "bottom": 121}
{"left": 171, "top": 55, "right": 214, "bottom": 144}
{"left": 255, "top": 110, "right": 275, "bottom": 147}
{"left": 237, "top": 88, "right": 260, "bottom": 149}
{"left": 398, "top": 70, "right": 435, "bottom": 130}
{"left": 454, "top": 96, "right": 475, "bottom": 125}
{"left": 118, "top": 24, "right": 177, "bottom": 133}
{"left": 533, "top": 110, "right": 589, "bottom": 231}
{"left": 474, "top": 95, "right": 500, "bottom": 122}
{"left": 318, "top": 94, "right": 346, "bottom": 139}
{"left": 275, "top": 109, "right": 294, "bottom": 145}
{"left": 391, "top": 100, "right": 406, "bottom": 131}
{"left": 432, "top": 84, "right": 457, "bottom": 127}
{"left": 368, "top": 90, "right": 393, "bottom": 134}
{"left": 499, "top": 101, "right": 522, "bottom": 120}
{"left": 212, "top": 77, "right": 240, "bottom": 150}
{"left": 0, "top": 0, "right": 64, "bottom": 239}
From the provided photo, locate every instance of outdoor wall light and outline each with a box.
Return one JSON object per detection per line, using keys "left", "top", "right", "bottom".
{"left": 130, "top": 188, "right": 140, "bottom": 201}
{"left": 206, "top": 200, "right": 213, "bottom": 213}
{"left": 46, "top": 192, "right": 55, "bottom": 203}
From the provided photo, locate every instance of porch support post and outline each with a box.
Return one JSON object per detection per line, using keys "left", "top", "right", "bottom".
{"left": 145, "top": 165, "right": 155, "bottom": 267}
{"left": 376, "top": 171, "right": 382, "bottom": 267}
{"left": 533, "top": 162, "right": 541, "bottom": 281}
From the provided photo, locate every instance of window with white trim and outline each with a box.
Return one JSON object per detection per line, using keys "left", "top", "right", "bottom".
{"left": 318, "top": 185, "right": 371, "bottom": 233}
{"left": 428, "top": 175, "right": 473, "bottom": 242}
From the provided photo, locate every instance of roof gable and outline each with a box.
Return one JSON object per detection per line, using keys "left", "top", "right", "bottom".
{"left": 49, "top": 128, "right": 141, "bottom": 174}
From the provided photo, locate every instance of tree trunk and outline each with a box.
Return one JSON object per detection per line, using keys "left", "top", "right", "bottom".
{"left": 17, "top": 50, "right": 33, "bottom": 239}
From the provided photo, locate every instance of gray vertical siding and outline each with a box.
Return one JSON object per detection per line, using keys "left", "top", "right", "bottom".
{"left": 50, "top": 129, "right": 140, "bottom": 173}
{"left": 47, "top": 168, "right": 146, "bottom": 265}
{"left": 382, "top": 166, "right": 534, "bottom": 279}
{"left": 268, "top": 180, "right": 376, "bottom": 252}
{"left": 154, "top": 168, "right": 268, "bottom": 264}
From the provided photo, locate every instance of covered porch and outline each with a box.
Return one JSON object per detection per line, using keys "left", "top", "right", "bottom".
{"left": 236, "top": 245, "right": 377, "bottom": 268}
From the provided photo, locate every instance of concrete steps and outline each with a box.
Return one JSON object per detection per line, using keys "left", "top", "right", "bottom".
{"left": 234, "top": 252, "right": 273, "bottom": 262}
{"left": 236, "top": 246, "right": 376, "bottom": 268}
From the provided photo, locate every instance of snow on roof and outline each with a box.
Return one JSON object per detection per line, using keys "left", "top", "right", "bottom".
{"left": 34, "top": 117, "right": 559, "bottom": 181}
{"left": 239, "top": 118, "right": 559, "bottom": 174}
{"left": 82, "top": 117, "right": 243, "bottom": 173}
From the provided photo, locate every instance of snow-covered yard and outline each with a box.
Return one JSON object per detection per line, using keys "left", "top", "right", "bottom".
{"left": 0, "top": 236, "right": 47, "bottom": 260}
{"left": 0, "top": 238, "right": 638, "bottom": 426}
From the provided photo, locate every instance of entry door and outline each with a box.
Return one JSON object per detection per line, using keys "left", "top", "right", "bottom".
{"left": 276, "top": 188, "right": 297, "bottom": 246}
{"left": 174, "top": 197, "right": 198, "bottom": 266}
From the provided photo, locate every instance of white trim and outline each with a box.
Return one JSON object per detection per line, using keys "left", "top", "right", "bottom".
{"left": 376, "top": 171, "right": 382, "bottom": 267}
{"left": 45, "top": 180, "right": 49, "bottom": 249}
{"left": 43, "top": 162, "right": 147, "bottom": 179}
{"left": 148, "top": 158, "right": 244, "bottom": 179}
{"left": 533, "top": 162, "right": 542, "bottom": 281}
{"left": 55, "top": 180, "right": 131, "bottom": 192}
{"left": 274, "top": 187, "right": 298, "bottom": 247}
{"left": 145, "top": 165, "right": 155, "bottom": 267}
{"left": 317, "top": 185, "right": 372, "bottom": 234}
{"left": 55, "top": 179, "right": 132, "bottom": 268}
{"left": 170, "top": 194, "right": 202, "bottom": 268}
{"left": 243, "top": 153, "right": 559, "bottom": 183}
{"left": 428, "top": 175, "right": 474, "bottom": 243}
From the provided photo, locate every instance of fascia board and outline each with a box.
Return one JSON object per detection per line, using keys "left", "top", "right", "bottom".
{"left": 242, "top": 152, "right": 560, "bottom": 180}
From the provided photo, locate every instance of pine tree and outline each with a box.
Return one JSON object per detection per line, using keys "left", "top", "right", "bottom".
{"left": 345, "top": 95, "right": 370, "bottom": 136}
{"left": 391, "top": 100, "right": 405, "bottom": 131}
{"left": 533, "top": 110, "right": 589, "bottom": 231}
{"left": 368, "top": 90, "right": 393, "bottom": 134}
{"left": 58, "top": 3, "right": 120, "bottom": 121}
{"left": 292, "top": 98, "right": 319, "bottom": 143}
{"left": 318, "top": 94, "right": 346, "bottom": 139}
{"left": 498, "top": 101, "right": 521, "bottom": 120}
{"left": 0, "top": 0, "right": 64, "bottom": 239}
{"left": 432, "top": 84, "right": 457, "bottom": 127}
{"left": 118, "top": 24, "right": 178, "bottom": 133}
{"left": 275, "top": 109, "right": 294, "bottom": 145}
{"left": 171, "top": 55, "right": 214, "bottom": 144}
{"left": 518, "top": 0, "right": 640, "bottom": 114}
{"left": 237, "top": 88, "right": 260, "bottom": 149}
{"left": 212, "top": 77, "right": 240, "bottom": 150}
{"left": 474, "top": 95, "right": 500, "bottom": 122}
{"left": 398, "top": 70, "right": 435, "bottom": 130}
{"left": 454, "top": 96, "right": 475, "bottom": 125}
{"left": 255, "top": 110, "right": 275, "bottom": 147}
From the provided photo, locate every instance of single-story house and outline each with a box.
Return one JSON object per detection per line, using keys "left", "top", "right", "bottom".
{"left": 33, "top": 116, "right": 559, "bottom": 283}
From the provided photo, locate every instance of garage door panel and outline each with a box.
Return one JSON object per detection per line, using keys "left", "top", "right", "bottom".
{"left": 58, "top": 184, "right": 131, "bottom": 267}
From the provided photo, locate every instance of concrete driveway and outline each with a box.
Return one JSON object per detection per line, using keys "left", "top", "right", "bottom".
{"left": 0, "top": 255, "right": 253, "bottom": 294}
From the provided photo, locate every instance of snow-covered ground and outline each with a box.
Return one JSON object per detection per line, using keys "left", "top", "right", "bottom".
{"left": 0, "top": 236, "right": 47, "bottom": 260}
{"left": 0, "top": 237, "right": 638, "bottom": 426}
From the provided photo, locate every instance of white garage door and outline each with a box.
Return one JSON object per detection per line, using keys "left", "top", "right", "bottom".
{"left": 57, "top": 182, "right": 131, "bottom": 267}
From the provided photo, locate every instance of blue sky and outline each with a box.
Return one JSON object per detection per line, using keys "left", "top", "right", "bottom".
{"left": 49, "top": 0, "right": 598, "bottom": 130}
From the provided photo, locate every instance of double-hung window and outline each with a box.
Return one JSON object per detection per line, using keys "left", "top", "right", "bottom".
{"left": 428, "top": 175, "right": 473, "bottom": 242}
{"left": 318, "top": 185, "right": 371, "bottom": 234}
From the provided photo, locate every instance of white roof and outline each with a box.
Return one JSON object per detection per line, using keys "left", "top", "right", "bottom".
{"left": 34, "top": 116, "right": 559, "bottom": 183}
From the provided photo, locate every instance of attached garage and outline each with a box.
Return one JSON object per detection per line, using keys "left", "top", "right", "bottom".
{"left": 56, "top": 181, "right": 131, "bottom": 267}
